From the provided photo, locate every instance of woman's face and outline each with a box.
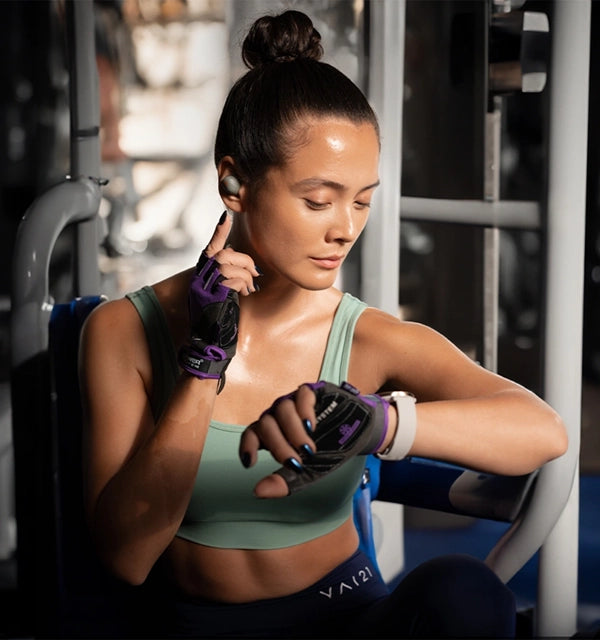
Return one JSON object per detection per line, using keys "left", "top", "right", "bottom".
{"left": 241, "top": 117, "right": 380, "bottom": 291}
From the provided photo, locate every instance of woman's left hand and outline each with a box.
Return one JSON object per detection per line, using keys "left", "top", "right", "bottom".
{"left": 239, "top": 381, "right": 392, "bottom": 497}
{"left": 239, "top": 384, "right": 317, "bottom": 497}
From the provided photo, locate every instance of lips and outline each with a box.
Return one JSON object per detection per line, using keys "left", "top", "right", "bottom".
{"left": 311, "top": 255, "right": 344, "bottom": 269}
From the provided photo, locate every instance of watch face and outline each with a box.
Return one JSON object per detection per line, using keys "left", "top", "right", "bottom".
{"left": 390, "top": 391, "right": 416, "bottom": 401}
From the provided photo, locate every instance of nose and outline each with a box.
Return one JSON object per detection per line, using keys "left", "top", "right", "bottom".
{"left": 325, "top": 203, "right": 361, "bottom": 244}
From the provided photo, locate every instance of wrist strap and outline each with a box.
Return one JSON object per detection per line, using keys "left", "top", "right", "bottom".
{"left": 178, "top": 343, "right": 230, "bottom": 393}
{"left": 377, "top": 391, "right": 417, "bottom": 460}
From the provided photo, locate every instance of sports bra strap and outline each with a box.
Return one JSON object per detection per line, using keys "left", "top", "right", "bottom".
{"left": 319, "top": 293, "right": 368, "bottom": 383}
{"left": 126, "top": 286, "right": 179, "bottom": 421}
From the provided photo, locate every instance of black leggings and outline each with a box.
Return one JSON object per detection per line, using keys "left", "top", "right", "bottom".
{"left": 353, "top": 553, "right": 516, "bottom": 638}
{"left": 163, "top": 550, "right": 516, "bottom": 638}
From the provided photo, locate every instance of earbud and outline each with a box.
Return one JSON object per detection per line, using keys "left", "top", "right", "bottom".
{"left": 221, "top": 175, "right": 241, "bottom": 196}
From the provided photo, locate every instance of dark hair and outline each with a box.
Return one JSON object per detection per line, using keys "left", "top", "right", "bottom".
{"left": 214, "top": 10, "right": 379, "bottom": 185}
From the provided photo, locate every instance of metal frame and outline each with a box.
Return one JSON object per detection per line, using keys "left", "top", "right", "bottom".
{"left": 11, "top": 0, "right": 102, "bottom": 369}
{"left": 361, "top": 1, "right": 589, "bottom": 636}
{"left": 535, "top": 1, "right": 590, "bottom": 634}
{"left": 9, "top": 2, "right": 102, "bottom": 635}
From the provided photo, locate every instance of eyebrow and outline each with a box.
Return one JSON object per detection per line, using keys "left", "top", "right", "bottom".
{"left": 291, "top": 177, "right": 380, "bottom": 194}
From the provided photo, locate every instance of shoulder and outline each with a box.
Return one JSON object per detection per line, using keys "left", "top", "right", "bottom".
{"left": 353, "top": 305, "right": 441, "bottom": 351}
{"left": 80, "top": 295, "right": 151, "bottom": 379}
{"left": 350, "top": 305, "right": 482, "bottom": 397}
{"left": 80, "top": 271, "right": 191, "bottom": 377}
{"left": 78, "top": 291, "right": 162, "bottom": 424}
{"left": 81, "top": 295, "right": 143, "bottom": 344}
{"left": 83, "top": 268, "right": 191, "bottom": 344}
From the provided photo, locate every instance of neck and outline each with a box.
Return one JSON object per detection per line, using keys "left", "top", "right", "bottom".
{"left": 241, "top": 281, "right": 323, "bottom": 319}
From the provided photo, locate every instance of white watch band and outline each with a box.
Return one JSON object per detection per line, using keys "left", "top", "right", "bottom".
{"left": 377, "top": 391, "right": 417, "bottom": 461}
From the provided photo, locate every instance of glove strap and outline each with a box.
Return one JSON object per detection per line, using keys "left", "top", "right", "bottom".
{"left": 178, "top": 343, "right": 231, "bottom": 393}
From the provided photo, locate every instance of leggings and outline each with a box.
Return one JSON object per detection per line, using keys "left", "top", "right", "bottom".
{"left": 161, "top": 550, "right": 516, "bottom": 638}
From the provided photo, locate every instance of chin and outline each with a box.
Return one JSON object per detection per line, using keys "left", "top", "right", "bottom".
{"left": 299, "top": 274, "right": 338, "bottom": 291}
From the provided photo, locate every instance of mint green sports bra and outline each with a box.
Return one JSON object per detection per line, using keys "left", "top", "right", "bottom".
{"left": 126, "top": 287, "right": 368, "bottom": 549}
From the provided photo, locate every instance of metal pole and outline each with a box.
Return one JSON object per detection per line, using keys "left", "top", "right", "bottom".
{"left": 483, "top": 100, "right": 502, "bottom": 373}
{"left": 537, "top": 0, "right": 590, "bottom": 635}
{"left": 65, "top": 0, "right": 102, "bottom": 295}
{"left": 10, "top": 179, "right": 102, "bottom": 369}
{"left": 362, "top": 0, "right": 406, "bottom": 582}
{"left": 400, "top": 197, "right": 540, "bottom": 229}
{"left": 362, "top": 0, "right": 404, "bottom": 316}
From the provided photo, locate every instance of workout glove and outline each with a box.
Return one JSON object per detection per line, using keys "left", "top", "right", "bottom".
{"left": 274, "top": 381, "right": 390, "bottom": 494}
{"left": 178, "top": 251, "right": 239, "bottom": 392}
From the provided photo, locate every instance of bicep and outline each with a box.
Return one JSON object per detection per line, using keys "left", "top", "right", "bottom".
{"left": 406, "top": 327, "right": 516, "bottom": 400}
{"left": 355, "top": 311, "right": 522, "bottom": 401}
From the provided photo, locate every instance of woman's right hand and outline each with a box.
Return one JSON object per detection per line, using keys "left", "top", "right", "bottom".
{"left": 202, "top": 211, "right": 262, "bottom": 295}
{"left": 178, "top": 212, "right": 261, "bottom": 389}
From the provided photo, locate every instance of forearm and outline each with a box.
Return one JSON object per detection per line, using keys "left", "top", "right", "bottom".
{"left": 89, "top": 375, "right": 217, "bottom": 584}
{"left": 408, "top": 388, "right": 568, "bottom": 475}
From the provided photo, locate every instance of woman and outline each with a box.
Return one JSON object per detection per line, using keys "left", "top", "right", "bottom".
{"left": 80, "top": 10, "right": 568, "bottom": 638}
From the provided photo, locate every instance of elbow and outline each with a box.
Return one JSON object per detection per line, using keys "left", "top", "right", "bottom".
{"left": 117, "top": 570, "right": 150, "bottom": 588}
{"left": 537, "top": 408, "right": 569, "bottom": 467}
{"left": 91, "top": 533, "right": 154, "bottom": 586}
{"left": 87, "top": 509, "right": 156, "bottom": 586}
{"left": 508, "top": 407, "right": 569, "bottom": 476}
{"left": 550, "top": 412, "right": 569, "bottom": 460}
{"left": 100, "top": 550, "right": 152, "bottom": 586}
{"left": 113, "top": 559, "right": 151, "bottom": 587}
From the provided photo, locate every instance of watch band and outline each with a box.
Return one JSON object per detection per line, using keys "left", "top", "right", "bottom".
{"left": 377, "top": 391, "right": 417, "bottom": 461}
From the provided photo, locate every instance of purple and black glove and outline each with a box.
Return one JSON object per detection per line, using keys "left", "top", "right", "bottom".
{"left": 272, "top": 381, "right": 390, "bottom": 494}
{"left": 178, "top": 251, "right": 239, "bottom": 392}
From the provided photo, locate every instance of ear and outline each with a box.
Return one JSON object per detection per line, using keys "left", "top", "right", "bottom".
{"left": 217, "top": 156, "right": 245, "bottom": 213}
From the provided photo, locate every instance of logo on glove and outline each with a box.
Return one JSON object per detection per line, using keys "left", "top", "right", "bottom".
{"left": 338, "top": 420, "right": 360, "bottom": 445}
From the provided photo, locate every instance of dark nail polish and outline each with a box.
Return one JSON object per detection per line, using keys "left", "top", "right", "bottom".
{"left": 285, "top": 457, "right": 304, "bottom": 473}
{"left": 218, "top": 211, "right": 227, "bottom": 225}
{"left": 302, "top": 419, "right": 313, "bottom": 434}
{"left": 300, "top": 443, "right": 314, "bottom": 456}
{"left": 241, "top": 452, "right": 251, "bottom": 468}
{"left": 255, "top": 265, "right": 264, "bottom": 276}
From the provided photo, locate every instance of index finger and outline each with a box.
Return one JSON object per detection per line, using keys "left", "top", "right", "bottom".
{"left": 204, "top": 211, "right": 233, "bottom": 258}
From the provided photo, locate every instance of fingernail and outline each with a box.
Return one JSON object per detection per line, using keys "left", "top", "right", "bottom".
{"left": 302, "top": 419, "right": 313, "bottom": 434}
{"left": 218, "top": 211, "right": 227, "bottom": 225}
{"left": 285, "top": 457, "right": 304, "bottom": 473}
{"left": 253, "top": 282, "right": 261, "bottom": 293}
{"left": 241, "top": 452, "right": 251, "bottom": 468}
{"left": 255, "top": 265, "right": 264, "bottom": 276}
{"left": 300, "top": 443, "right": 314, "bottom": 456}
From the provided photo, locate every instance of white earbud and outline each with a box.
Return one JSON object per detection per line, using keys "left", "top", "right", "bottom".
{"left": 222, "top": 175, "right": 241, "bottom": 196}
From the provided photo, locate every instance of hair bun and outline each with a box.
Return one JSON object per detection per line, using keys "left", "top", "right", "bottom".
{"left": 242, "top": 10, "right": 323, "bottom": 69}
